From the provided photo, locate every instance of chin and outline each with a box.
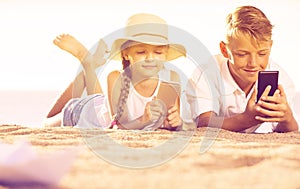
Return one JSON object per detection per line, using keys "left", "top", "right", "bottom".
{"left": 142, "top": 71, "right": 159, "bottom": 78}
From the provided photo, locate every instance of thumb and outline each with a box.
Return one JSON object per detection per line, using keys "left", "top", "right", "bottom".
{"left": 144, "top": 101, "right": 151, "bottom": 112}
{"left": 151, "top": 96, "right": 158, "bottom": 105}
{"left": 277, "top": 84, "right": 286, "bottom": 97}
{"left": 250, "top": 87, "right": 258, "bottom": 103}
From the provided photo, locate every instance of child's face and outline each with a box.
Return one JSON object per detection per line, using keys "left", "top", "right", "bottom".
{"left": 123, "top": 43, "right": 168, "bottom": 78}
{"left": 222, "top": 32, "right": 272, "bottom": 87}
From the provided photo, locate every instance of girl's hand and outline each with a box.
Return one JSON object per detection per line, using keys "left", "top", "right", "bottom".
{"left": 142, "top": 99, "right": 165, "bottom": 123}
{"left": 163, "top": 105, "right": 182, "bottom": 129}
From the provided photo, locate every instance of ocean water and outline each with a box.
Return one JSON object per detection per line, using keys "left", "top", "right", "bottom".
{"left": 0, "top": 90, "right": 61, "bottom": 127}
{"left": 0, "top": 90, "right": 299, "bottom": 128}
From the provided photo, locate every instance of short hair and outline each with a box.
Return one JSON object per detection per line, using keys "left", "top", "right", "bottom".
{"left": 225, "top": 6, "right": 274, "bottom": 43}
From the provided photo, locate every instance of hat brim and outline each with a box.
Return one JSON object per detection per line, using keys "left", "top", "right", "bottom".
{"left": 108, "top": 35, "right": 186, "bottom": 61}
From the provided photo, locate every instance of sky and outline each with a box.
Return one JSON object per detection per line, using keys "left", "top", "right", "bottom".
{"left": 1, "top": 0, "right": 300, "bottom": 91}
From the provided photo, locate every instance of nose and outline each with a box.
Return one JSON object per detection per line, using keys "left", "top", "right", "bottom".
{"left": 145, "top": 52, "right": 154, "bottom": 62}
{"left": 247, "top": 55, "right": 257, "bottom": 67}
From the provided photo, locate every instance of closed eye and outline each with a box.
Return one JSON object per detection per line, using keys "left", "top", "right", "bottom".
{"left": 235, "top": 53, "right": 247, "bottom": 57}
{"left": 258, "top": 52, "right": 268, "bottom": 56}
{"left": 136, "top": 51, "right": 145, "bottom": 54}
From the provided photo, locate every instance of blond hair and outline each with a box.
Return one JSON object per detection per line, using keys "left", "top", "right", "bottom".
{"left": 225, "top": 6, "right": 274, "bottom": 43}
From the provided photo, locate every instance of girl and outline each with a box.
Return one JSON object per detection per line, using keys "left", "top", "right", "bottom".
{"left": 44, "top": 13, "right": 186, "bottom": 130}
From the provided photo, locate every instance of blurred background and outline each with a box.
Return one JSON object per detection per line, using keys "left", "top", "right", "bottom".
{"left": 0, "top": 0, "right": 299, "bottom": 126}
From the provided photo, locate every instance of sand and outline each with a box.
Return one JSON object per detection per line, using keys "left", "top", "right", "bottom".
{"left": 0, "top": 124, "right": 300, "bottom": 189}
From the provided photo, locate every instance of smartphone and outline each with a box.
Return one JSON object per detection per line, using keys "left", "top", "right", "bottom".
{"left": 256, "top": 71, "right": 279, "bottom": 103}
{"left": 157, "top": 81, "right": 181, "bottom": 109}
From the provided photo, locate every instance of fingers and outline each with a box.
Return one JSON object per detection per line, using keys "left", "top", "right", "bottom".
{"left": 259, "top": 85, "right": 287, "bottom": 105}
{"left": 167, "top": 115, "right": 182, "bottom": 126}
{"left": 277, "top": 84, "right": 286, "bottom": 97}
{"left": 167, "top": 106, "right": 178, "bottom": 114}
{"left": 256, "top": 104, "right": 284, "bottom": 117}
{"left": 165, "top": 106, "right": 182, "bottom": 127}
{"left": 255, "top": 84, "right": 293, "bottom": 122}
{"left": 255, "top": 115, "right": 282, "bottom": 122}
{"left": 148, "top": 99, "right": 166, "bottom": 122}
{"left": 147, "top": 99, "right": 182, "bottom": 128}
{"left": 259, "top": 85, "right": 272, "bottom": 100}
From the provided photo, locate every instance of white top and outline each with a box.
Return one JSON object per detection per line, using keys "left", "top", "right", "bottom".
{"left": 126, "top": 81, "right": 161, "bottom": 121}
{"left": 186, "top": 54, "right": 297, "bottom": 133}
{"left": 126, "top": 69, "right": 172, "bottom": 121}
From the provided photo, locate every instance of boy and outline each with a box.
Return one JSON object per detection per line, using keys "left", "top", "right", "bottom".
{"left": 186, "top": 5, "right": 298, "bottom": 133}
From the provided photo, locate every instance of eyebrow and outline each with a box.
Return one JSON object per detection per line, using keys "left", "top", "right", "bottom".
{"left": 234, "top": 50, "right": 249, "bottom": 53}
{"left": 258, "top": 49, "right": 270, "bottom": 52}
{"left": 234, "top": 49, "right": 270, "bottom": 53}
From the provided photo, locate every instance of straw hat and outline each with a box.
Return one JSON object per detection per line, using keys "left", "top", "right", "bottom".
{"left": 108, "top": 13, "right": 186, "bottom": 61}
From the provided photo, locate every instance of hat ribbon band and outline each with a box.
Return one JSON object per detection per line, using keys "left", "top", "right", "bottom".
{"left": 131, "top": 33, "right": 168, "bottom": 40}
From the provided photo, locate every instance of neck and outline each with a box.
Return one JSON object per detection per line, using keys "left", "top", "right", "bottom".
{"left": 227, "top": 62, "right": 254, "bottom": 96}
{"left": 131, "top": 74, "right": 158, "bottom": 86}
{"left": 239, "top": 82, "right": 255, "bottom": 96}
{"left": 132, "top": 75, "right": 159, "bottom": 97}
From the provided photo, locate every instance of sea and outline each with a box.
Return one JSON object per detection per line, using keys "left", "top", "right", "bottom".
{"left": 0, "top": 90, "right": 61, "bottom": 127}
{"left": 0, "top": 90, "right": 299, "bottom": 128}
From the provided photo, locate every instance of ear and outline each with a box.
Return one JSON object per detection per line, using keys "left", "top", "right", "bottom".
{"left": 220, "top": 41, "right": 229, "bottom": 58}
{"left": 121, "top": 51, "right": 129, "bottom": 61}
{"left": 269, "top": 40, "right": 273, "bottom": 48}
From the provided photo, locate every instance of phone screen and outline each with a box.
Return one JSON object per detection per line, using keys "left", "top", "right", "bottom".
{"left": 157, "top": 81, "right": 181, "bottom": 109}
{"left": 256, "top": 71, "right": 279, "bottom": 103}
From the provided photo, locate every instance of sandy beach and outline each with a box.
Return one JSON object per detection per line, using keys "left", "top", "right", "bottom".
{"left": 0, "top": 124, "right": 300, "bottom": 189}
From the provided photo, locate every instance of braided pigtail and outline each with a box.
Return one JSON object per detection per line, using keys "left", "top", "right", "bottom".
{"left": 114, "top": 59, "right": 132, "bottom": 122}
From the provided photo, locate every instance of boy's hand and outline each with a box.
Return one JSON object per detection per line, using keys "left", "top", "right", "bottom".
{"left": 255, "top": 84, "right": 293, "bottom": 123}
{"left": 242, "top": 86, "right": 266, "bottom": 126}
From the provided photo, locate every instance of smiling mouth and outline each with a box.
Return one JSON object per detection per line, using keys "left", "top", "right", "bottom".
{"left": 142, "top": 65, "right": 157, "bottom": 69}
{"left": 243, "top": 69, "right": 258, "bottom": 73}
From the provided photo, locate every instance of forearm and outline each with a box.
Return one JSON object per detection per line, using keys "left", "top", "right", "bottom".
{"left": 218, "top": 114, "right": 257, "bottom": 132}
{"left": 117, "top": 116, "right": 155, "bottom": 130}
{"left": 275, "top": 117, "right": 299, "bottom": 132}
{"left": 197, "top": 112, "right": 261, "bottom": 132}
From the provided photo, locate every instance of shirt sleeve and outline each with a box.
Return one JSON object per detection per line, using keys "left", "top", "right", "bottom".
{"left": 186, "top": 66, "right": 220, "bottom": 120}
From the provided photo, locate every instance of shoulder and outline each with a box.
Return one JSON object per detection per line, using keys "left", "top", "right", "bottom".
{"left": 268, "top": 60, "right": 293, "bottom": 84}
{"left": 268, "top": 60, "right": 296, "bottom": 96}
{"left": 108, "top": 70, "right": 121, "bottom": 79}
{"left": 108, "top": 70, "right": 121, "bottom": 83}
{"left": 107, "top": 70, "right": 122, "bottom": 91}
{"left": 170, "top": 70, "right": 180, "bottom": 82}
{"left": 189, "top": 54, "right": 224, "bottom": 83}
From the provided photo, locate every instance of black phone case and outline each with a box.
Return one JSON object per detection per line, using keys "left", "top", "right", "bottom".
{"left": 256, "top": 71, "right": 279, "bottom": 103}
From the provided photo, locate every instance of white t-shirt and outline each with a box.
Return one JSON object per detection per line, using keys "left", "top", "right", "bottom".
{"left": 186, "top": 54, "right": 297, "bottom": 133}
